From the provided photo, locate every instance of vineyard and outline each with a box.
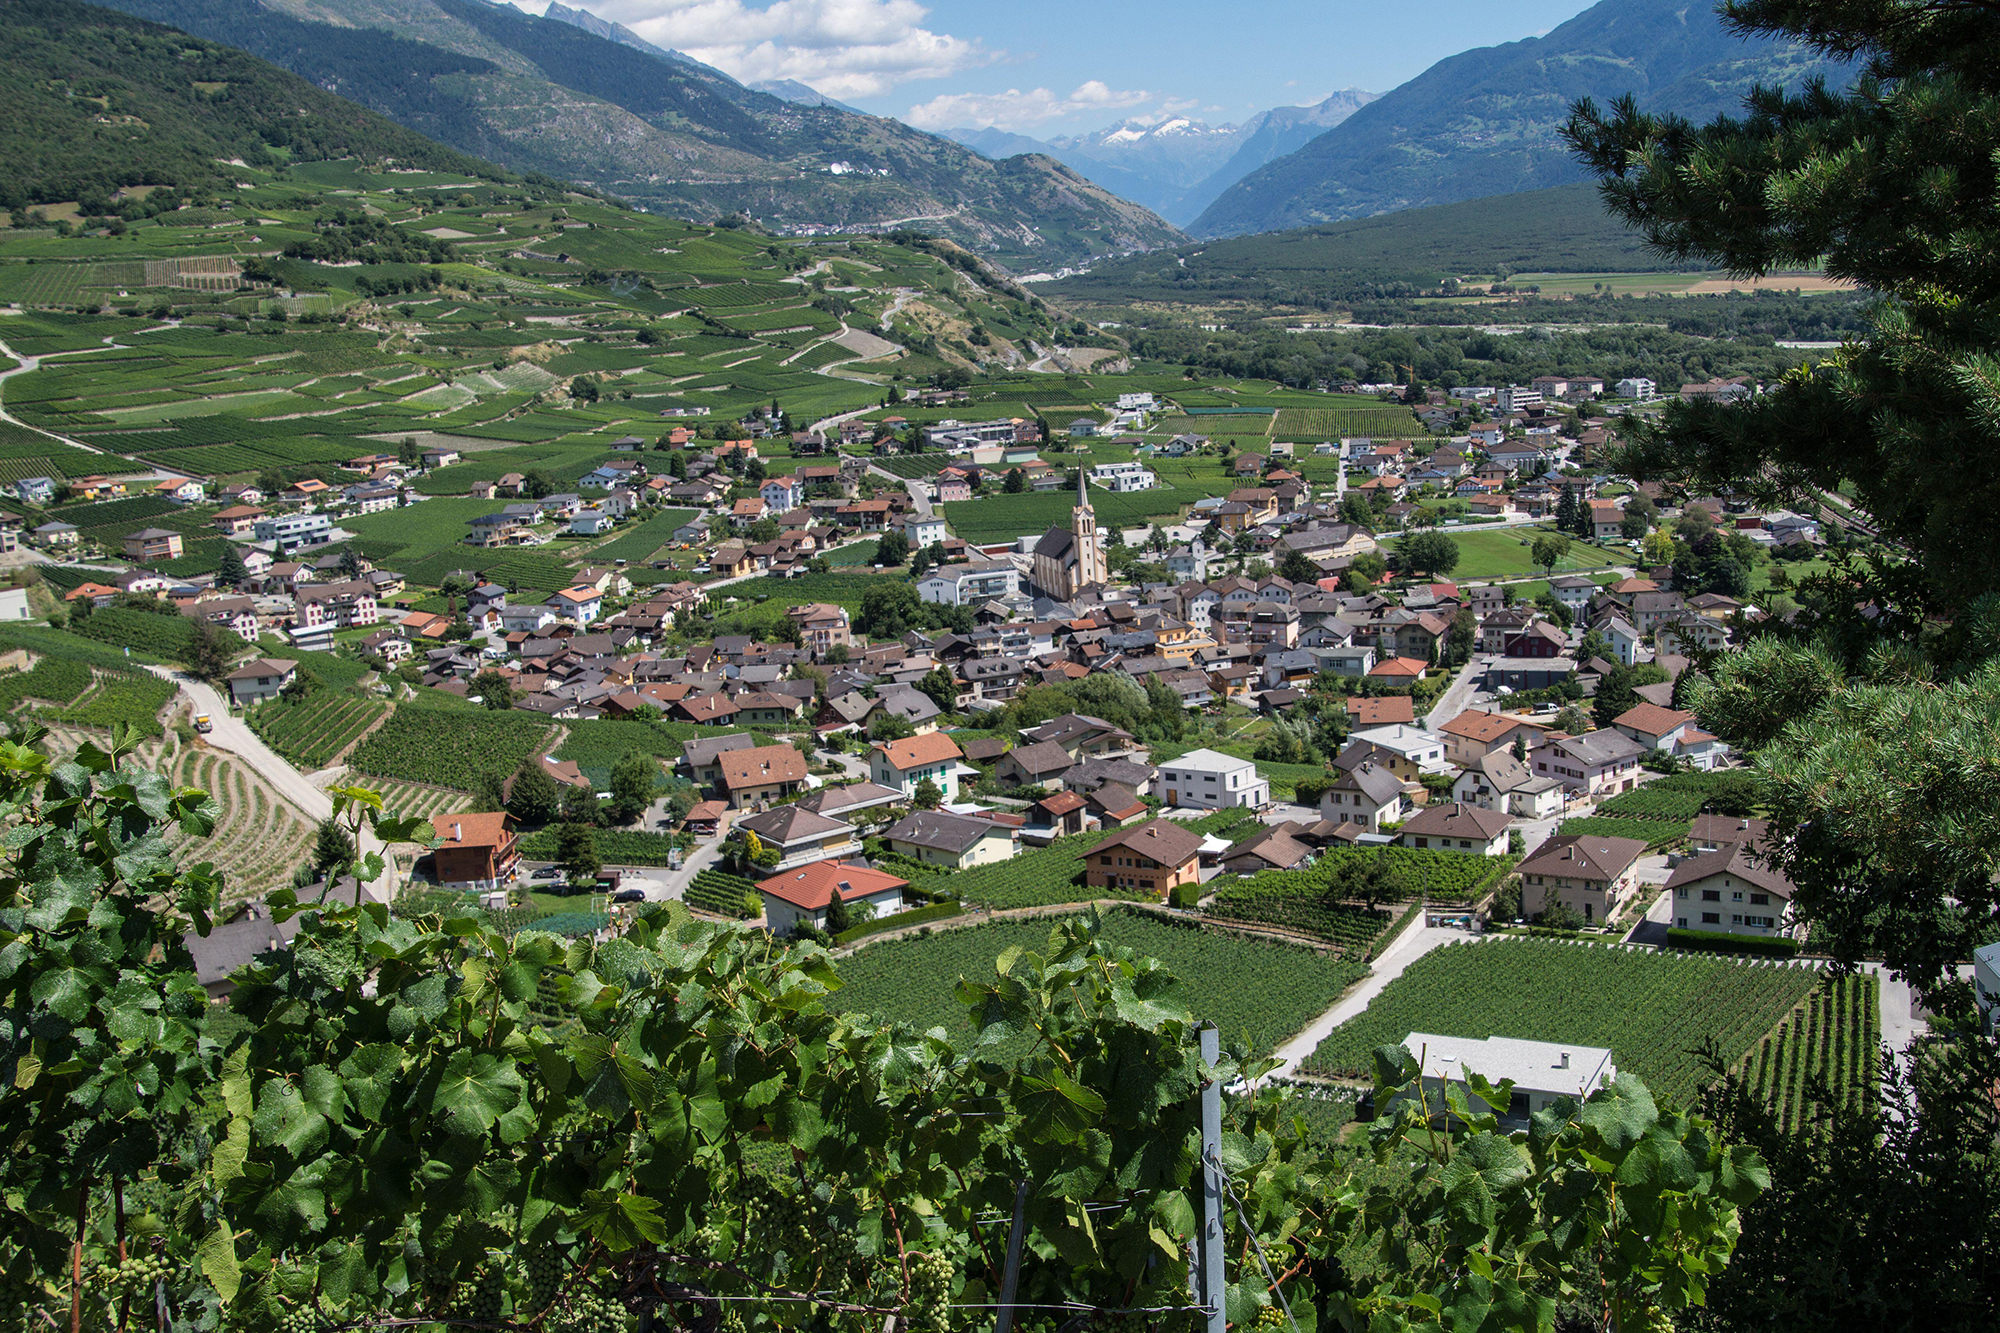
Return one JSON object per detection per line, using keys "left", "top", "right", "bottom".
{"left": 870, "top": 454, "right": 953, "bottom": 480}
{"left": 168, "top": 747, "right": 315, "bottom": 901}
{"left": 55, "top": 672, "right": 179, "bottom": 737}
{"left": 70, "top": 608, "right": 198, "bottom": 661}
{"left": 1271, "top": 404, "right": 1422, "bottom": 438}
{"left": 834, "top": 909, "right": 1368, "bottom": 1057}
{"left": 519, "top": 828, "right": 681, "bottom": 866}
{"left": 1593, "top": 770, "right": 1762, "bottom": 821}
{"left": 1740, "top": 972, "right": 1880, "bottom": 1134}
{"left": 346, "top": 706, "right": 555, "bottom": 790}
{"left": 687, "top": 868, "right": 759, "bottom": 918}
{"left": 1205, "top": 890, "right": 1402, "bottom": 955}
{"left": 0, "top": 656, "right": 93, "bottom": 714}
{"left": 1302, "top": 939, "right": 1826, "bottom": 1106}
{"left": 248, "top": 694, "right": 388, "bottom": 770}
{"left": 1557, "top": 816, "right": 1690, "bottom": 850}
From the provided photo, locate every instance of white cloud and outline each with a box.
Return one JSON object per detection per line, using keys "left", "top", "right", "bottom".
{"left": 903, "top": 80, "right": 1155, "bottom": 131}
{"left": 534, "top": 0, "right": 995, "bottom": 98}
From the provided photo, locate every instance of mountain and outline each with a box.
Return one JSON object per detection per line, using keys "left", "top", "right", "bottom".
{"left": 751, "top": 80, "right": 861, "bottom": 114}
{"left": 944, "top": 91, "right": 1376, "bottom": 226}
{"left": 1051, "top": 182, "right": 1689, "bottom": 307}
{"left": 92, "top": 0, "right": 1182, "bottom": 268}
{"left": 1190, "top": 0, "right": 1848, "bottom": 238}
{"left": 0, "top": 0, "right": 505, "bottom": 207}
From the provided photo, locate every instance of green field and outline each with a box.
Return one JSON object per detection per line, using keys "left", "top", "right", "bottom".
{"left": 1301, "top": 939, "right": 1827, "bottom": 1106}
{"left": 833, "top": 910, "right": 1367, "bottom": 1056}
{"left": 1406, "top": 526, "right": 1617, "bottom": 580}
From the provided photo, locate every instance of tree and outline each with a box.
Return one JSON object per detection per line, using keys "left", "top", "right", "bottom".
{"left": 186, "top": 619, "right": 237, "bottom": 682}
{"left": 915, "top": 667, "right": 958, "bottom": 716}
{"left": 507, "top": 761, "right": 562, "bottom": 825}
{"left": 555, "top": 820, "right": 599, "bottom": 885}
{"left": 823, "top": 885, "right": 852, "bottom": 934}
{"left": 561, "top": 781, "right": 601, "bottom": 827}
{"left": 1534, "top": 589, "right": 1574, "bottom": 630}
{"left": 1350, "top": 549, "right": 1389, "bottom": 584}
{"left": 911, "top": 776, "right": 943, "bottom": 809}
{"left": 1531, "top": 532, "right": 1571, "bottom": 577}
{"left": 871, "top": 530, "right": 911, "bottom": 566}
{"left": 607, "top": 751, "right": 658, "bottom": 825}
{"left": 311, "top": 816, "right": 355, "bottom": 879}
{"left": 868, "top": 710, "right": 914, "bottom": 742}
{"left": 1555, "top": 486, "right": 1581, "bottom": 536}
{"left": 1399, "top": 529, "right": 1460, "bottom": 579}
{"left": 1444, "top": 606, "right": 1478, "bottom": 666}
{"left": 1143, "top": 674, "right": 1186, "bottom": 743}
{"left": 470, "top": 668, "right": 514, "bottom": 710}
{"left": 1640, "top": 528, "right": 1677, "bottom": 566}
{"left": 1003, "top": 466, "right": 1026, "bottom": 493}
{"left": 1276, "top": 545, "right": 1320, "bottom": 583}
{"left": 1338, "top": 493, "right": 1374, "bottom": 528}
{"left": 1555, "top": 703, "right": 1592, "bottom": 735}
{"left": 1592, "top": 662, "right": 1669, "bottom": 729}
{"left": 857, "top": 581, "right": 922, "bottom": 637}
{"left": 520, "top": 467, "right": 556, "bottom": 499}
{"left": 216, "top": 543, "right": 247, "bottom": 587}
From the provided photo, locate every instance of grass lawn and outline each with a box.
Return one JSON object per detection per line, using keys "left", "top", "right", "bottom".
{"left": 1417, "top": 527, "right": 1617, "bottom": 580}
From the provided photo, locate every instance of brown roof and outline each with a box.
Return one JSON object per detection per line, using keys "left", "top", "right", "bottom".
{"left": 872, "top": 733, "right": 964, "bottom": 772}
{"left": 1612, "top": 703, "right": 1696, "bottom": 736}
{"left": 756, "top": 861, "right": 907, "bottom": 911}
{"left": 225, "top": 657, "right": 297, "bottom": 680}
{"left": 434, "top": 811, "right": 513, "bottom": 851}
{"left": 1090, "top": 818, "right": 1203, "bottom": 870}
{"left": 1034, "top": 791, "right": 1089, "bottom": 816}
{"left": 1398, "top": 801, "right": 1512, "bottom": 841}
{"left": 1518, "top": 833, "right": 1648, "bottom": 883}
{"left": 1664, "top": 844, "right": 1794, "bottom": 898}
{"left": 1440, "top": 709, "right": 1545, "bottom": 744}
{"left": 1369, "top": 656, "right": 1430, "bottom": 678}
{"left": 1347, "top": 695, "right": 1416, "bottom": 727}
{"left": 717, "top": 745, "right": 808, "bottom": 790}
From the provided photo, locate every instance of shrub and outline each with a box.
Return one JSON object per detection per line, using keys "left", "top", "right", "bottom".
{"left": 1666, "top": 927, "right": 1804, "bottom": 958}
{"left": 834, "top": 899, "right": 963, "bottom": 945}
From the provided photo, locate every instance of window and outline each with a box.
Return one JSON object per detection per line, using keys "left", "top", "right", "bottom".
{"left": 1731, "top": 891, "right": 1743, "bottom": 902}
{"left": 1701, "top": 912, "right": 1721, "bottom": 925}
{"left": 1750, "top": 893, "right": 1769, "bottom": 906}
{"left": 1701, "top": 889, "right": 1722, "bottom": 902}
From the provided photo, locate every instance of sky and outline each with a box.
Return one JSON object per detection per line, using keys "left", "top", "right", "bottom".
{"left": 500, "top": 0, "right": 1602, "bottom": 137}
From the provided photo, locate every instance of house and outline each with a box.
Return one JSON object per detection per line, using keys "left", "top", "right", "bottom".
{"left": 121, "top": 528, "right": 184, "bottom": 562}
{"left": 1084, "top": 819, "right": 1204, "bottom": 897}
{"left": 1452, "top": 751, "right": 1564, "bottom": 821}
{"left": 1025, "top": 790, "right": 1090, "bottom": 842}
{"left": 569, "top": 508, "right": 615, "bottom": 536}
{"left": 1396, "top": 802, "right": 1512, "bottom": 856}
{"left": 422, "top": 447, "right": 462, "bottom": 469}
{"left": 994, "top": 740, "right": 1075, "bottom": 790}
{"left": 224, "top": 658, "right": 298, "bottom": 707}
{"left": 1546, "top": 574, "right": 1598, "bottom": 614}
{"left": 546, "top": 585, "right": 604, "bottom": 626}
{"left": 1528, "top": 729, "right": 1644, "bottom": 796}
{"left": 1518, "top": 833, "right": 1649, "bottom": 925}
{"left": 760, "top": 477, "right": 803, "bottom": 513}
{"left": 13, "top": 477, "right": 55, "bottom": 505}
{"left": 1397, "top": 1034, "right": 1616, "bottom": 1124}
{"left": 155, "top": 477, "right": 205, "bottom": 504}
{"left": 1319, "top": 761, "right": 1405, "bottom": 830}
{"left": 1023, "top": 713, "right": 1137, "bottom": 762}
{"left": 33, "top": 521, "right": 79, "bottom": 548}
{"left": 917, "top": 561, "right": 1019, "bottom": 605}
{"left": 734, "top": 691, "right": 808, "bottom": 727}
{"left": 1347, "top": 696, "right": 1417, "bottom": 728}
{"left": 735, "top": 804, "right": 861, "bottom": 871}
{"left": 869, "top": 733, "right": 965, "bottom": 802}
{"left": 1975, "top": 942, "right": 2000, "bottom": 1037}
{"left": 684, "top": 734, "right": 758, "bottom": 786}
{"left": 255, "top": 513, "right": 333, "bottom": 549}
{"left": 903, "top": 512, "right": 946, "bottom": 547}
{"left": 1438, "top": 709, "right": 1549, "bottom": 768}
{"left": 1220, "top": 823, "right": 1318, "bottom": 875}
{"left": 1611, "top": 703, "right": 1699, "bottom": 752}
{"left": 756, "top": 861, "right": 909, "bottom": 936}
{"left": 883, "top": 810, "right": 1014, "bottom": 870}
{"left": 432, "top": 813, "right": 520, "bottom": 890}
{"left": 1349, "top": 724, "right": 1450, "bottom": 775}
{"left": 786, "top": 602, "right": 851, "bottom": 655}
{"left": 1666, "top": 845, "right": 1795, "bottom": 937}
{"left": 213, "top": 505, "right": 267, "bottom": 537}
{"left": 717, "top": 745, "right": 810, "bottom": 808}
{"left": 1157, "top": 748, "right": 1269, "bottom": 810}
{"left": 1368, "top": 656, "right": 1429, "bottom": 688}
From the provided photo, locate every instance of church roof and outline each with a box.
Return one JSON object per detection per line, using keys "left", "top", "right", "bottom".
{"left": 1033, "top": 526, "right": 1076, "bottom": 558}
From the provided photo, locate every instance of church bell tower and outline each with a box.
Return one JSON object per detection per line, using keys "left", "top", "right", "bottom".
{"left": 1072, "top": 467, "right": 1104, "bottom": 591}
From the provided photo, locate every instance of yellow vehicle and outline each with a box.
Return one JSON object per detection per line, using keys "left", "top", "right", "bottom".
{"left": 193, "top": 713, "right": 213, "bottom": 734}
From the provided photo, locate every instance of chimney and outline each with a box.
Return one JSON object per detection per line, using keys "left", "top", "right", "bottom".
{"left": 1560, "top": 1051, "right": 1571, "bottom": 1069}
{"left": 452, "top": 822, "right": 462, "bottom": 842}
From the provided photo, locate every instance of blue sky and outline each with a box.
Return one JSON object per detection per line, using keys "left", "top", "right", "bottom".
{"left": 506, "top": 1, "right": 1602, "bottom": 135}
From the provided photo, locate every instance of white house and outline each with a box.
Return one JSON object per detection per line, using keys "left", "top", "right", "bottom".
{"left": 868, "top": 733, "right": 966, "bottom": 802}
{"left": 254, "top": 513, "right": 333, "bottom": 548}
{"left": 224, "top": 658, "right": 297, "bottom": 707}
{"left": 1350, "top": 724, "right": 1450, "bottom": 774}
{"left": 546, "top": 585, "right": 603, "bottom": 625}
{"left": 1396, "top": 1032, "right": 1616, "bottom": 1124}
{"left": 1396, "top": 802, "right": 1512, "bottom": 856}
{"left": 1527, "top": 729, "right": 1644, "bottom": 797}
{"left": 1158, "top": 748, "right": 1269, "bottom": 810}
{"left": 756, "top": 861, "right": 909, "bottom": 937}
{"left": 1615, "top": 378, "right": 1658, "bottom": 401}
{"left": 1090, "top": 461, "right": 1157, "bottom": 493}
{"left": 903, "top": 512, "right": 947, "bottom": 548}
{"left": 569, "top": 509, "right": 616, "bottom": 536}
{"left": 915, "top": 560, "right": 1018, "bottom": 605}
{"left": 1320, "top": 760, "right": 1405, "bottom": 829}
{"left": 1546, "top": 574, "right": 1598, "bottom": 614}
{"left": 500, "top": 603, "right": 558, "bottom": 635}
{"left": 1666, "top": 845, "right": 1795, "bottom": 938}
{"left": 761, "top": 477, "right": 802, "bottom": 512}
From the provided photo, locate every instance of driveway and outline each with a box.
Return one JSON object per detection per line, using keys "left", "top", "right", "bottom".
{"left": 1262, "top": 917, "right": 1472, "bottom": 1080}
{"left": 1423, "top": 656, "right": 1489, "bottom": 730}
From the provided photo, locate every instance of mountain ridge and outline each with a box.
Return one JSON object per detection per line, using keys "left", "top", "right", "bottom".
{"left": 1190, "top": 0, "right": 1848, "bottom": 237}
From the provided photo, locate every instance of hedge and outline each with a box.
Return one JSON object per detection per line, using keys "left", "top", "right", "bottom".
{"left": 835, "top": 899, "right": 965, "bottom": 945}
{"left": 1666, "top": 927, "right": 1804, "bottom": 958}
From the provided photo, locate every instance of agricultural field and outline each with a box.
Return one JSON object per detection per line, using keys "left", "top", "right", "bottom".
{"left": 518, "top": 828, "right": 681, "bottom": 867}
{"left": 1739, "top": 972, "right": 1879, "bottom": 1133}
{"left": 1403, "top": 527, "right": 1615, "bottom": 580}
{"left": 687, "top": 868, "right": 761, "bottom": 919}
{"left": 55, "top": 671, "right": 179, "bottom": 737}
{"left": 0, "top": 656, "right": 93, "bottom": 715}
{"left": 1302, "top": 939, "right": 1826, "bottom": 1107}
{"left": 346, "top": 705, "right": 556, "bottom": 790}
{"left": 248, "top": 694, "right": 389, "bottom": 771}
{"left": 928, "top": 810, "right": 1260, "bottom": 910}
{"left": 1273, "top": 402, "right": 1424, "bottom": 439}
{"left": 833, "top": 910, "right": 1368, "bottom": 1056}
{"left": 168, "top": 746, "right": 315, "bottom": 902}
{"left": 361, "top": 779, "right": 474, "bottom": 833}
{"left": 1557, "top": 816, "right": 1690, "bottom": 850}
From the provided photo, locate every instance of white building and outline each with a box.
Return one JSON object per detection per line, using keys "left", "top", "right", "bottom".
{"left": 1975, "top": 941, "right": 2000, "bottom": 1037}
{"left": 253, "top": 513, "right": 333, "bottom": 548}
{"left": 1350, "top": 724, "right": 1450, "bottom": 774}
{"left": 1497, "top": 386, "right": 1544, "bottom": 414}
{"left": 1115, "top": 392, "right": 1156, "bottom": 411}
{"left": 0, "top": 587, "right": 29, "bottom": 622}
{"left": 1615, "top": 378, "right": 1658, "bottom": 402}
{"left": 904, "top": 512, "right": 947, "bottom": 548}
{"left": 1158, "top": 748, "right": 1269, "bottom": 810}
{"left": 916, "top": 560, "right": 1019, "bottom": 606}
{"left": 1396, "top": 1032, "right": 1616, "bottom": 1123}
{"left": 1090, "top": 461, "right": 1157, "bottom": 493}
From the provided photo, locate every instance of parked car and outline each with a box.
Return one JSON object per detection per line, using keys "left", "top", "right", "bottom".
{"left": 531, "top": 866, "right": 565, "bottom": 881}
{"left": 692, "top": 563, "right": 712, "bottom": 574}
{"left": 611, "top": 887, "right": 647, "bottom": 903}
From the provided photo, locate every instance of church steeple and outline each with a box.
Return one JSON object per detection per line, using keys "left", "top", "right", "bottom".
{"left": 1071, "top": 466, "right": 1103, "bottom": 591}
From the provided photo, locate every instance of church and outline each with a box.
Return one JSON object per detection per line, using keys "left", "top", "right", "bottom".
{"left": 1030, "top": 470, "right": 1107, "bottom": 601}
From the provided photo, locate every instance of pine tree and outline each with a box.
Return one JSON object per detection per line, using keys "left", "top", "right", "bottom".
{"left": 216, "top": 543, "right": 247, "bottom": 587}
{"left": 823, "top": 887, "right": 852, "bottom": 935}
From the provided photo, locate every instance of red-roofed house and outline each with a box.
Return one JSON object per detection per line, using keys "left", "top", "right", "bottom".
{"left": 868, "top": 732, "right": 965, "bottom": 802}
{"left": 717, "top": 744, "right": 809, "bottom": 807}
{"left": 756, "top": 861, "right": 909, "bottom": 936}
{"left": 432, "top": 812, "right": 520, "bottom": 891}
{"left": 1368, "top": 656, "right": 1429, "bottom": 687}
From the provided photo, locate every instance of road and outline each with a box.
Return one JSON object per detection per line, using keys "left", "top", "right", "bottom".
{"left": 1263, "top": 918, "right": 1470, "bottom": 1080}
{"left": 141, "top": 668, "right": 400, "bottom": 903}
{"left": 1422, "top": 655, "right": 1489, "bottom": 730}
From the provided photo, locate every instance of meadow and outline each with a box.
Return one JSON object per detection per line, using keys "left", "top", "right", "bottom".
{"left": 1409, "top": 526, "right": 1616, "bottom": 580}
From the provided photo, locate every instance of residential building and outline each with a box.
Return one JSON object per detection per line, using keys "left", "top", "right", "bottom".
{"left": 995, "top": 741, "right": 1075, "bottom": 790}
{"left": 916, "top": 561, "right": 1019, "bottom": 605}
{"left": 684, "top": 734, "right": 758, "bottom": 786}
{"left": 1518, "top": 833, "right": 1649, "bottom": 924}
{"left": 1398, "top": 1034, "right": 1616, "bottom": 1124}
{"left": 869, "top": 733, "right": 966, "bottom": 802}
{"left": 735, "top": 805, "right": 861, "bottom": 872}
{"left": 1090, "top": 461, "right": 1157, "bottom": 492}
{"left": 786, "top": 602, "right": 852, "bottom": 655}
{"left": 1437, "top": 709, "right": 1550, "bottom": 768}
{"left": 1615, "top": 378, "right": 1658, "bottom": 401}
{"left": 0, "top": 586, "right": 29, "bottom": 622}
{"left": 1666, "top": 845, "right": 1795, "bottom": 937}
{"left": 1083, "top": 819, "right": 1203, "bottom": 896}
{"left": 122, "top": 528, "right": 184, "bottom": 562}
{"left": 546, "top": 585, "right": 604, "bottom": 625}
{"left": 224, "top": 658, "right": 298, "bottom": 706}
{"left": 1452, "top": 751, "right": 1564, "bottom": 820}
{"left": 33, "top": 521, "right": 78, "bottom": 548}
{"left": 883, "top": 810, "right": 1015, "bottom": 870}
{"left": 254, "top": 513, "right": 334, "bottom": 549}
{"left": 12, "top": 477, "right": 54, "bottom": 505}
{"left": 903, "top": 512, "right": 946, "bottom": 547}
{"left": 1528, "top": 729, "right": 1644, "bottom": 796}
{"left": 213, "top": 505, "right": 267, "bottom": 537}
{"left": 1220, "top": 823, "right": 1319, "bottom": 875}
{"left": 1975, "top": 942, "right": 2000, "bottom": 1037}
{"left": 757, "top": 861, "right": 909, "bottom": 936}
{"left": 1319, "top": 761, "right": 1406, "bottom": 830}
{"left": 432, "top": 813, "right": 520, "bottom": 891}
{"left": 1350, "top": 724, "right": 1450, "bottom": 775}
{"left": 1157, "top": 748, "right": 1269, "bottom": 810}
{"left": 718, "top": 745, "right": 810, "bottom": 808}
{"left": 1396, "top": 802, "right": 1512, "bottom": 856}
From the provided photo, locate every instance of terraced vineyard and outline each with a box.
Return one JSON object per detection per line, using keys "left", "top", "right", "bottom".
{"left": 1741, "top": 973, "right": 1880, "bottom": 1133}
{"left": 249, "top": 694, "right": 389, "bottom": 770}
{"left": 168, "top": 747, "right": 315, "bottom": 902}
{"left": 362, "top": 779, "right": 473, "bottom": 835}
{"left": 55, "top": 672, "right": 179, "bottom": 738}
{"left": 687, "top": 868, "right": 759, "bottom": 918}
{"left": 347, "top": 706, "right": 555, "bottom": 790}
{"left": 1302, "top": 938, "right": 1826, "bottom": 1107}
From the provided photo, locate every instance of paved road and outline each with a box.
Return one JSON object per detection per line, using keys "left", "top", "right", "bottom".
{"left": 1264, "top": 918, "right": 1472, "bottom": 1080}
{"left": 142, "top": 668, "right": 399, "bottom": 902}
{"left": 1422, "top": 655, "right": 1489, "bottom": 730}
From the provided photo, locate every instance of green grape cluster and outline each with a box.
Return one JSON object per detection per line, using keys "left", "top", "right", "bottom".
{"left": 905, "top": 1251, "right": 954, "bottom": 1332}
{"left": 730, "top": 1175, "right": 858, "bottom": 1283}
{"left": 466, "top": 1258, "right": 506, "bottom": 1322}
{"left": 104, "top": 1252, "right": 173, "bottom": 1302}
{"left": 278, "top": 1303, "right": 319, "bottom": 1333}
{"left": 523, "top": 1243, "right": 564, "bottom": 1310}
{"left": 1254, "top": 1303, "right": 1288, "bottom": 1328}
{"left": 551, "top": 1284, "right": 627, "bottom": 1333}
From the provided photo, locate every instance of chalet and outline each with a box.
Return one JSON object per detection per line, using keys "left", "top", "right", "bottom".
{"left": 1084, "top": 819, "right": 1203, "bottom": 897}
{"left": 756, "top": 861, "right": 908, "bottom": 936}
{"left": 1518, "top": 833, "right": 1648, "bottom": 925}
